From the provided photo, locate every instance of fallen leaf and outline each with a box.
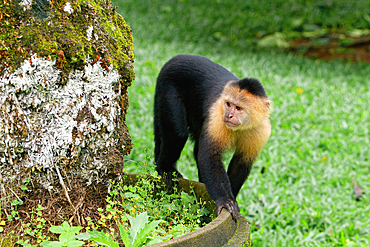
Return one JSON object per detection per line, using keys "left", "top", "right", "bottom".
{"left": 352, "top": 177, "right": 365, "bottom": 200}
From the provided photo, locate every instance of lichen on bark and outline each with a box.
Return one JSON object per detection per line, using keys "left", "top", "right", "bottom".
{"left": 0, "top": 0, "right": 134, "bottom": 203}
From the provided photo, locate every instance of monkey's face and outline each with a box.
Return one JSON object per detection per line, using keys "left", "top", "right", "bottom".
{"left": 222, "top": 85, "right": 270, "bottom": 131}
{"left": 223, "top": 100, "right": 247, "bottom": 129}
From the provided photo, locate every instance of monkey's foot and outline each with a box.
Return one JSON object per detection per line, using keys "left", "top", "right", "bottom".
{"left": 216, "top": 198, "right": 240, "bottom": 222}
{"left": 160, "top": 171, "right": 183, "bottom": 191}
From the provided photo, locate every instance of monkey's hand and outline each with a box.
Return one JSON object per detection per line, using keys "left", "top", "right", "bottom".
{"left": 216, "top": 198, "right": 240, "bottom": 222}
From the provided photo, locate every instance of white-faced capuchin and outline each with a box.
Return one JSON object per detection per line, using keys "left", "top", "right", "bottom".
{"left": 154, "top": 54, "right": 271, "bottom": 220}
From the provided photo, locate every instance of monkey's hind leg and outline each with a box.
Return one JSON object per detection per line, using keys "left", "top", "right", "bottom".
{"left": 154, "top": 89, "right": 188, "bottom": 189}
{"left": 156, "top": 135, "right": 187, "bottom": 189}
{"left": 193, "top": 141, "right": 205, "bottom": 183}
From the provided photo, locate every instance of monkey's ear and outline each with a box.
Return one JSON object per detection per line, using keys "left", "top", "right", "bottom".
{"left": 266, "top": 99, "right": 272, "bottom": 111}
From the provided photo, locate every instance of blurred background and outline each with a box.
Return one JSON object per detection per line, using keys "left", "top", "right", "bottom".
{"left": 112, "top": 0, "right": 370, "bottom": 246}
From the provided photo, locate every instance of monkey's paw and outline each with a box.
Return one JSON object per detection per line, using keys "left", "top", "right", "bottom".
{"left": 216, "top": 198, "right": 240, "bottom": 222}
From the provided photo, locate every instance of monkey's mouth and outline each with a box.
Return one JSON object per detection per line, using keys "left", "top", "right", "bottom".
{"left": 224, "top": 121, "right": 240, "bottom": 128}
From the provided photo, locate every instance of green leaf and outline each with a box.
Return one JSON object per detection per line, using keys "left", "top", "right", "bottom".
{"left": 339, "top": 38, "right": 355, "bottom": 46}
{"left": 77, "top": 230, "right": 119, "bottom": 247}
{"left": 20, "top": 184, "right": 28, "bottom": 191}
{"left": 118, "top": 223, "right": 130, "bottom": 247}
{"left": 133, "top": 220, "right": 162, "bottom": 247}
{"left": 302, "top": 29, "right": 327, "bottom": 38}
{"left": 124, "top": 192, "right": 140, "bottom": 198}
{"left": 311, "top": 38, "right": 330, "bottom": 45}
{"left": 59, "top": 231, "right": 76, "bottom": 243}
{"left": 257, "top": 33, "right": 289, "bottom": 48}
{"left": 146, "top": 238, "right": 163, "bottom": 246}
{"left": 40, "top": 241, "right": 63, "bottom": 247}
{"left": 75, "top": 232, "right": 92, "bottom": 240}
{"left": 49, "top": 225, "right": 66, "bottom": 234}
{"left": 181, "top": 191, "right": 195, "bottom": 205}
{"left": 62, "top": 221, "right": 71, "bottom": 230}
{"left": 303, "top": 23, "right": 320, "bottom": 31}
{"left": 11, "top": 200, "right": 23, "bottom": 206}
{"left": 66, "top": 241, "right": 85, "bottom": 247}
{"left": 290, "top": 18, "right": 303, "bottom": 28}
{"left": 16, "top": 240, "right": 38, "bottom": 247}
{"left": 127, "top": 212, "right": 149, "bottom": 245}
{"left": 348, "top": 29, "right": 370, "bottom": 37}
{"left": 69, "top": 226, "right": 83, "bottom": 234}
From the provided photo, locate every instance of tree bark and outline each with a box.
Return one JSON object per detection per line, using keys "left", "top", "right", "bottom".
{"left": 0, "top": 0, "right": 134, "bottom": 214}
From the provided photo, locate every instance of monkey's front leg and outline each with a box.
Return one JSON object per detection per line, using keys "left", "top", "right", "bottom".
{"left": 227, "top": 153, "right": 254, "bottom": 198}
{"left": 197, "top": 136, "right": 240, "bottom": 220}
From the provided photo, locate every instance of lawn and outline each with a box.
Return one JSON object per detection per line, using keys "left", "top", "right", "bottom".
{"left": 113, "top": 0, "right": 370, "bottom": 246}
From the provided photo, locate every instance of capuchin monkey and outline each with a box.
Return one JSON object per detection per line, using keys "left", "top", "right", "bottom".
{"left": 154, "top": 55, "right": 271, "bottom": 220}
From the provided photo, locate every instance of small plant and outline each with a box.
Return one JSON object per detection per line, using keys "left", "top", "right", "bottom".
{"left": 22, "top": 205, "right": 47, "bottom": 242}
{"left": 120, "top": 212, "right": 163, "bottom": 246}
{"left": 89, "top": 175, "right": 212, "bottom": 245}
{"left": 9, "top": 174, "right": 211, "bottom": 246}
{"left": 108, "top": 175, "right": 212, "bottom": 230}
{"left": 77, "top": 211, "right": 163, "bottom": 247}
{"left": 16, "top": 239, "right": 38, "bottom": 247}
{"left": 5, "top": 178, "right": 31, "bottom": 222}
{"left": 40, "top": 221, "right": 84, "bottom": 247}
{"left": 6, "top": 197, "right": 23, "bottom": 222}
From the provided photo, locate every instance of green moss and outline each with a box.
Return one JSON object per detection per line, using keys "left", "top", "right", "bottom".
{"left": 0, "top": 0, "right": 134, "bottom": 86}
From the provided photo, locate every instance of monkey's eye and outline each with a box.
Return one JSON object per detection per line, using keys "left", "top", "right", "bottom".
{"left": 226, "top": 102, "right": 231, "bottom": 107}
{"left": 235, "top": 106, "right": 242, "bottom": 111}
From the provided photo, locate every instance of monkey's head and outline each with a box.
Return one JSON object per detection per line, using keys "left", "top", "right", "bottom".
{"left": 221, "top": 78, "right": 271, "bottom": 131}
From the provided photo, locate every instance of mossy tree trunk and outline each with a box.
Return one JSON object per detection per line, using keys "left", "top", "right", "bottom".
{"left": 0, "top": 0, "right": 134, "bottom": 225}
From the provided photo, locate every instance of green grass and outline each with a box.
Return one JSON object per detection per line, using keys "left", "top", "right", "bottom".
{"left": 115, "top": 0, "right": 370, "bottom": 50}
{"left": 113, "top": 0, "right": 370, "bottom": 246}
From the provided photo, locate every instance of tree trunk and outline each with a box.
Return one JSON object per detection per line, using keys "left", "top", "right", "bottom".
{"left": 0, "top": 0, "right": 134, "bottom": 221}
